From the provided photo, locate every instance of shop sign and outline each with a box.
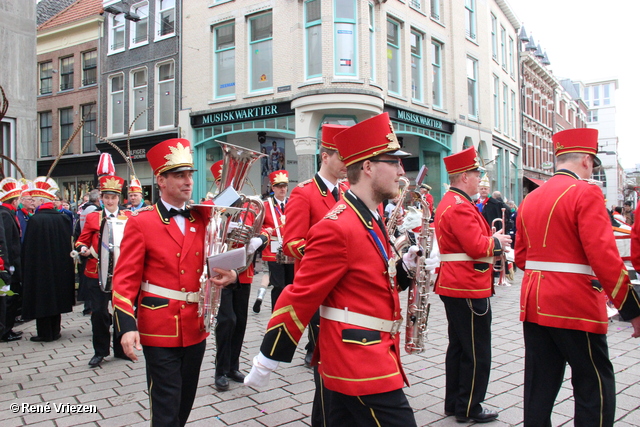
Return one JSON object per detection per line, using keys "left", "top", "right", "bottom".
{"left": 541, "top": 161, "right": 554, "bottom": 170}
{"left": 130, "top": 148, "right": 146, "bottom": 160}
{"left": 388, "top": 107, "right": 454, "bottom": 134}
{"left": 191, "top": 102, "right": 292, "bottom": 128}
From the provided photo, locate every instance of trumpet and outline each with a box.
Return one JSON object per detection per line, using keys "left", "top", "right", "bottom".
{"left": 491, "top": 207, "right": 509, "bottom": 286}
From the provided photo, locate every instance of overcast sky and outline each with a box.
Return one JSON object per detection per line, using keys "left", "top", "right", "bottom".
{"left": 506, "top": 0, "right": 639, "bottom": 169}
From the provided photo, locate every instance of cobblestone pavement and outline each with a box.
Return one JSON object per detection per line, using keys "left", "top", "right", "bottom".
{"left": 2, "top": 267, "right": 640, "bottom": 426}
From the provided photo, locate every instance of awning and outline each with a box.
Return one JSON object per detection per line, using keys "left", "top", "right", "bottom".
{"left": 524, "top": 177, "right": 546, "bottom": 187}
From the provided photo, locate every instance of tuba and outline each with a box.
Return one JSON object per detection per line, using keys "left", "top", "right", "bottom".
{"left": 195, "top": 141, "right": 267, "bottom": 332}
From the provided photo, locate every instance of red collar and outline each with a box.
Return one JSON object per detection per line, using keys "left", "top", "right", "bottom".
{"left": 2, "top": 202, "right": 17, "bottom": 211}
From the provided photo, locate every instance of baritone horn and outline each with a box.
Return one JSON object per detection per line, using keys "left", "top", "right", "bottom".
{"left": 491, "top": 207, "right": 508, "bottom": 286}
{"left": 194, "top": 141, "right": 266, "bottom": 332}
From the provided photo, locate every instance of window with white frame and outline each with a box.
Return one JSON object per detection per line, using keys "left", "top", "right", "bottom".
{"left": 214, "top": 23, "right": 235, "bottom": 98}
{"left": 60, "top": 56, "right": 74, "bottom": 91}
{"left": 431, "top": 39, "right": 443, "bottom": 108}
{"left": 130, "top": 2, "right": 149, "bottom": 46}
{"left": 493, "top": 75, "right": 500, "bottom": 129}
{"left": 82, "top": 50, "right": 97, "bottom": 86}
{"left": 39, "top": 61, "right": 53, "bottom": 95}
{"left": 60, "top": 107, "right": 74, "bottom": 154}
{"left": 409, "top": 0, "right": 422, "bottom": 12}
{"left": 491, "top": 14, "right": 497, "bottom": 60}
{"left": 157, "top": 0, "right": 175, "bottom": 38}
{"left": 39, "top": 112, "right": 52, "bottom": 157}
{"left": 588, "top": 110, "right": 598, "bottom": 122}
{"left": 593, "top": 86, "right": 600, "bottom": 106}
{"left": 157, "top": 61, "right": 175, "bottom": 127}
{"left": 467, "top": 57, "right": 478, "bottom": 118}
{"left": 503, "top": 83, "right": 508, "bottom": 133}
{"left": 334, "top": 0, "right": 356, "bottom": 76}
{"left": 584, "top": 87, "right": 590, "bottom": 107}
{"left": 0, "top": 118, "right": 16, "bottom": 174}
{"left": 430, "top": 0, "right": 441, "bottom": 20}
{"left": 410, "top": 29, "right": 423, "bottom": 102}
{"left": 109, "top": 13, "right": 125, "bottom": 52}
{"left": 369, "top": 3, "right": 375, "bottom": 82}
{"left": 603, "top": 83, "right": 610, "bottom": 105}
{"left": 500, "top": 26, "right": 507, "bottom": 70}
{"left": 387, "top": 18, "right": 401, "bottom": 94}
{"left": 109, "top": 74, "right": 124, "bottom": 135}
{"left": 510, "top": 90, "right": 516, "bottom": 137}
{"left": 508, "top": 37, "right": 514, "bottom": 77}
{"left": 249, "top": 13, "right": 273, "bottom": 91}
{"left": 305, "top": 0, "right": 322, "bottom": 79}
{"left": 82, "top": 104, "right": 97, "bottom": 153}
{"left": 131, "top": 68, "right": 148, "bottom": 132}
{"left": 465, "top": 0, "right": 476, "bottom": 41}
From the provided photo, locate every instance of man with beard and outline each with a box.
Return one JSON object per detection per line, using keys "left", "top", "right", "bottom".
{"left": 246, "top": 113, "right": 417, "bottom": 426}
{"left": 22, "top": 177, "right": 75, "bottom": 342}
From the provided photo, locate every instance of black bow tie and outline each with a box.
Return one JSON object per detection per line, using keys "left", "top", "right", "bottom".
{"left": 168, "top": 208, "right": 191, "bottom": 218}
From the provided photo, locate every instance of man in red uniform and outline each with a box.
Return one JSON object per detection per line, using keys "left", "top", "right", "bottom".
{"left": 76, "top": 175, "right": 129, "bottom": 367}
{"left": 516, "top": 128, "right": 640, "bottom": 427}
{"left": 434, "top": 146, "right": 510, "bottom": 423}
{"left": 112, "top": 138, "right": 237, "bottom": 426}
{"left": 246, "top": 113, "right": 417, "bottom": 426}
{"left": 260, "top": 169, "right": 294, "bottom": 309}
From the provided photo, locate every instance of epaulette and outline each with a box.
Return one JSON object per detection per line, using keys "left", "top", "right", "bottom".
{"left": 324, "top": 203, "right": 347, "bottom": 220}
{"left": 131, "top": 206, "right": 155, "bottom": 217}
{"left": 297, "top": 179, "right": 313, "bottom": 188}
{"left": 584, "top": 179, "right": 599, "bottom": 185}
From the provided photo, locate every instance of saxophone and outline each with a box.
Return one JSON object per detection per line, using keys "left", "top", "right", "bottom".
{"left": 405, "top": 194, "right": 433, "bottom": 354}
{"left": 386, "top": 177, "right": 411, "bottom": 244}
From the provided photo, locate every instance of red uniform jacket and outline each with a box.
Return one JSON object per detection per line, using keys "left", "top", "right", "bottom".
{"left": 630, "top": 206, "right": 640, "bottom": 271}
{"left": 260, "top": 196, "right": 288, "bottom": 262}
{"left": 112, "top": 202, "right": 209, "bottom": 347}
{"left": 260, "top": 191, "right": 410, "bottom": 396}
{"left": 434, "top": 188, "right": 501, "bottom": 298}
{"left": 76, "top": 210, "right": 130, "bottom": 279}
{"left": 516, "top": 170, "right": 640, "bottom": 334}
{"left": 283, "top": 174, "right": 348, "bottom": 266}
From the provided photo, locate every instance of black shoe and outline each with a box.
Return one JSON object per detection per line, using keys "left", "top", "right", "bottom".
{"left": 252, "top": 298, "right": 262, "bottom": 313}
{"left": 14, "top": 316, "right": 25, "bottom": 324}
{"left": 30, "top": 336, "right": 50, "bottom": 342}
{"left": 215, "top": 375, "right": 229, "bottom": 391}
{"left": 1, "top": 331, "right": 22, "bottom": 342}
{"left": 88, "top": 355, "right": 104, "bottom": 368}
{"left": 445, "top": 411, "right": 454, "bottom": 417}
{"left": 83, "top": 310, "right": 92, "bottom": 316}
{"left": 13, "top": 330, "right": 23, "bottom": 336}
{"left": 304, "top": 352, "right": 313, "bottom": 368}
{"left": 227, "top": 370, "right": 245, "bottom": 383}
{"left": 455, "top": 408, "right": 499, "bottom": 423}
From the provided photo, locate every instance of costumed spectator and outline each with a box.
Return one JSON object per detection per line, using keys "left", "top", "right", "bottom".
{"left": 211, "top": 159, "right": 267, "bottom": 392}
{"left": 0, "top": 178, "right": 23, "bottom": 342}
{"left": 623, "top": 200, "right": 635, "bottom": 225}
{"left": 516, "top": 128, "right": 640, "bottom": 426}
{"left": 433, "top": 147, "right": 510, "bottom": 423}
{"left": 74, "top": 189, "right": 101, "bottom": 316}
{"left": 127, "top": 177, "right": 145, "bottom": 211}
{"left": 112, "top": 138, "right": 238, "bottom": 426}
{"left": 22, "top": 177, "right": 75, "bottom": 342}
{"left": 17, "top": 180, "right": 35, "bottom": 244}
{"left": 75, "top": 175, "right": 130, "bottom": 367}
{"left": 260, "top": 170, "right": 294, "bottom": 310}
{"left": 475, "top": 175, "right": 490, "bottom": 213}
{"left": 246, "top": 113, "right": 417, "bottom": 426}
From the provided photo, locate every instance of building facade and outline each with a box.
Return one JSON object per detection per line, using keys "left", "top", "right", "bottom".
{"left": 36, "top": 0, "right": 104, "bottom": 204}
{"left": 1, "top": 0, "right": 37, "bottom": 179}
{"left": 180, "top": 0, "right": 521, "bottom": 203}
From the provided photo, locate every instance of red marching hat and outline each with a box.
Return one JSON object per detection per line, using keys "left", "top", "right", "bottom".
{"left": 333, "top": 113, "right": 410, "bottom": 167}
{"left": 320, "top": 124, "right": 349, "bottom": 151}
{"left": 99, "top": 175, "right": 125, "bottom": 194}
{"left": 147, "top": 138, "right": 197, "bottom": 176}
{"left": 443, "top": 147, "right": 483, "bottom": 175}
{"left": 210, "top": 160, "right": 223, "bottom": 182}
{"left": 97, "top": 153, "right": 116, "bottom": 177}
{"left": 553, "top": 128, "right": 601, "bottom": 167}
{"left": 269, "top": 170, "right": 289, "bottom": 186}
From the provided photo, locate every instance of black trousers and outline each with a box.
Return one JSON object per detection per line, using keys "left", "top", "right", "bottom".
{"left": 523, "top": 321, "right": 616, "bottom": 427}
{"left": 325, "top": 387, "right": 416, "bottom": 427}
{"left": 143, "top": 340, "right": 206, "bottom": 427}
{"left": 267, "top": 261, "right": 294, "bottom": 310}
{"left": 215, "top": 282, "right": 251, "bottom": 375}
{"left": 86, "top": 277, "right": 112, "bottom": 357}
{"left": 3, "top": 281, "right": 22, "bottom": 333}
{"left": 36, "top": 314, "right": 61, "bottom": 341}
{"left": 440, "top": 295, "right": 492, "bottom": 418}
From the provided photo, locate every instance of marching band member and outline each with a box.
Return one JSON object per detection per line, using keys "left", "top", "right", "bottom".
{"left": 112, "top": 139, "right": 237, "bottom": 426}
{"left": 246, "top": 113, "right": 417, "bottom": 426}
{"left": 434, "top": 147, "right": 509, "bottom": 423}
{"left": 516, "top": 128, "right": 640, "bottom": 426}
{"left": 75, "top": 175, "right": 130, "bottom": 367}
{"left": 281, "top": 123, "right": 349, "bottom": 425}
{"left": 260, "top": 170, "right": 294, "bottom": 310}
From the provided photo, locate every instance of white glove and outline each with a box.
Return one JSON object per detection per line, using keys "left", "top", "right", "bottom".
{"left": 227, "top": 221, "right": 240, "bottom": 234}
{"left": 402, "top": 245, "right": 420, "bottom": 273}
{"left": 247, "top": 237, "right": 263, "bottom": 256}
{"left": 244, "top": 353, "right": 279, "bottom": 388}
{"left": 423, "top": 256, "right": 440, "bottom": 272}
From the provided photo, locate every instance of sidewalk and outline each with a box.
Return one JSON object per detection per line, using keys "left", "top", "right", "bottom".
{"left": 1, "top": 268, "right": 639, "bottom": 426}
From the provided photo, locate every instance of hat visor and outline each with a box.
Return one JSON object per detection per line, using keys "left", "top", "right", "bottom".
{"left": 593, "top": 155, "right": 602, "bottom": 168}
{"left": 164, "top": 166, "right": 198, "bottom": 174}
{"left": 386, "top": 149, "right": 412, "bottom": 158}
{"left": 100, "top": 190, "right": 121, "bottom": 194}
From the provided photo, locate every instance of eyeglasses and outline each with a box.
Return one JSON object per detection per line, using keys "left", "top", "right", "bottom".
{"left": 370, "top": 159, "right": 403, "bottom": 168}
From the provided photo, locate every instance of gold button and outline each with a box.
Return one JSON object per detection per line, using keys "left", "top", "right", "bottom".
{"left": 362, "top": 338, "right": 367, "bottom": 343}
{"left": 181, "top": 304, "right": 185, "bottom": 309}
{"left": 197, "top": 269, "right": 201, "bottom": 273}
{"left": 195, "top": 252, "right": 200, "bottom": 256}
{"left": 181, "top": 270, "right": 185, "bottom": 274}
{"left": 176, "top": 253, "right": 180, "bottom": 257}
{"left": 181, "top": 288, "right": 186, "bottom": 292}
